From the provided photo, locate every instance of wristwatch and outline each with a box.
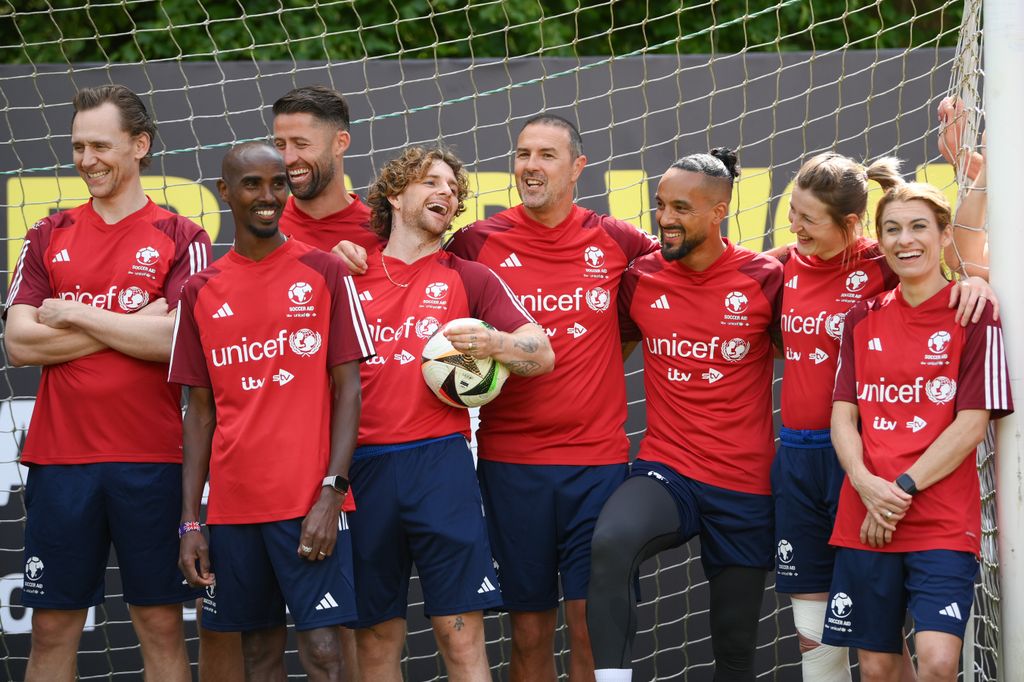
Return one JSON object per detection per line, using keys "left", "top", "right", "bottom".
{"left": 895, "top": 473, "right": 918, "bottom": 495}
{"left": 322, "top": 475, "right": 350, "bottom": 495}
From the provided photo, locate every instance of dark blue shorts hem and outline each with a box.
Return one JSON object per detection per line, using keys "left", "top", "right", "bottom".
{"left": 20, "top": 596, "right": 102, "bottom": 611}
{"left": 202, "top": 617, "right": 284, "bottom": 633}
{"left": 774, "top": 579, "right": 834, "bottom": 595}
{"left": 424, "top": 596, "right": 503, "bottom": 619}
{"left": 294, "top": 611, "right": 359, "bottom": 632}
{"left": 821, "top": 633, "right": 903, "bottom": 654}
{"left": 349, "top": 609, "right": 407, "bottom": 630}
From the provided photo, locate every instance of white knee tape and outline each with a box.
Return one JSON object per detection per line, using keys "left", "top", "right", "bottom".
{"left": 791, "top": 597, "right": 826, "bottom": 643}
{"left": 792, "top": 598, "right": 851, "bottom": 682}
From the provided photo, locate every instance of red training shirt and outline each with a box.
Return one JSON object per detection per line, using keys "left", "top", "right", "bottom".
{"left": 169, "top": 238, "right": 374, "bottom": 524}
{"left": 279, "top": 194, "right": 382, "bottom": 254}
{"left": 6, "top": 199, "right": 211, "bottom": 465}
{"left": 620, "top": 240, "right": 783, "bottom": 495}
{"left": 447, "top": 204, "right": 658, "bottom": 466}
{"left": 357, "top": 247, "right": 534, "bottom": 445}
{"left": 777, "top": 238, "right": 898, "bottom": 429}
{"left": 830, "top": 282, "right": 1012, "bottom": 555}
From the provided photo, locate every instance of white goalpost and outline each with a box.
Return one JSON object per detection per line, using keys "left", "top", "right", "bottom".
{"left": 0, "top": 2, "right": 1010, "bottom": 679}
{"left": 986, "top": 0, "right": 1024, "bottom": 679}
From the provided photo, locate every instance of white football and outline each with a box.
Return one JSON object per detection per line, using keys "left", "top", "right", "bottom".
{"left": 421, "top": 318, "right": 510, "bottom": 408}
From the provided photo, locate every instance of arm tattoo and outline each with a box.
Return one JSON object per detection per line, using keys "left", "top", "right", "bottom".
{"left": 506, "top": 360, "right": 542, "bottom": 376}
{"left": 513, "top": 336, "right": 540, "bottom": 353}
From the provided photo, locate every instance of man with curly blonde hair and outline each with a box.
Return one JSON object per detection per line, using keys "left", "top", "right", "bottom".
{"left": 347, "top": 146, "right": 554, "bottom": 682}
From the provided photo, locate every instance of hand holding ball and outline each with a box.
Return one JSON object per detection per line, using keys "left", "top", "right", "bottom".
{"left": 421, "top": 318, "right": 510, "bottom": 408}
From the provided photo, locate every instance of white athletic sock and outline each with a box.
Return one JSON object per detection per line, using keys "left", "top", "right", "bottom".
{"left": 595, "top": 669, "right": 633, "bottom": 682}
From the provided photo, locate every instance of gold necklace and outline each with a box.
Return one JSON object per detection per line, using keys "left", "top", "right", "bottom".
{"left": 380, "top": 250, "right": 410, "bottom": 288}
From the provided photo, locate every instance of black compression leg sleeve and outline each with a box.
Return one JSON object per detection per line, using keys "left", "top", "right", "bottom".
{"left": 587, "top": 475, "right": 682, "bottom": 669}
{"left": 709, "top": 566, "right": 768, "bottom": 682}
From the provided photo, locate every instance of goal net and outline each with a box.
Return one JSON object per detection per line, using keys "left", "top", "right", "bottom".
{"left": 0, "top": 1, "right": 993, "bottom": 679}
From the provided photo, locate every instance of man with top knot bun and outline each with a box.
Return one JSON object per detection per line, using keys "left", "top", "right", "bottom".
{"left": 587, "top": 149, "right": 783, "bottom": 682}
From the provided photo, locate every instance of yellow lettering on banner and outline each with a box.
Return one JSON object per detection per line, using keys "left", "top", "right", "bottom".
{"left": 915, "top": 163, "right": 959, "bottom": 212}
{"left": 6, "top": 177, "right": 221, "bottom": 280}
{"left": 451, "top": 172, "right": 517, "bottom": 235}
{"left": 727, "top": 167, "right": 772, "bottom": 250}
{"left": 606, "top": 170, "right": 652, "bottom": 234}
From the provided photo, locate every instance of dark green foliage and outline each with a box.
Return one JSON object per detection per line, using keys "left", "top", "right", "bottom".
{"left": 0, "top": 0, "right": 964, "bottom": 64}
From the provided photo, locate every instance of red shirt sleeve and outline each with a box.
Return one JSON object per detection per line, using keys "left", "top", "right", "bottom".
{"left": 600, "top": 216, "right": 660, "bottom": 263}
{"left": 617, "top": 266, "right": 642, "bottom": 343}
{"left": 956, "top": 306, "right": 1013, "bottom": 418}
{"left": 325, "top": 260, "right": 376, "bottom": 368}
{"left": 168, "top": 277, "right": 212, "bottom": 388}
{"left": 832, "top": 301, "right": 866, "bottom": 404}
{"left": 164, "top": 224, "right": 212, "bottom": 309}
{"left": 455, "top": 259, "right": 535, "bottom": 332}
{"left": 5, "top": 217, "right": 56, "bottom": 311}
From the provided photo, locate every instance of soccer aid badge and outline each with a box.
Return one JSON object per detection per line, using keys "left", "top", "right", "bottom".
{"left": 23, "top": 556, "right": 44, "bottom": 596}
{"left": 826, "top": 592, "right": 854, "bottom": 634}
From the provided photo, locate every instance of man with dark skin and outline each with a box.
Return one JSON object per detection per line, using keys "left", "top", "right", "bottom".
{"left": 171, "top": 143, "right": 371, "bottom": 681}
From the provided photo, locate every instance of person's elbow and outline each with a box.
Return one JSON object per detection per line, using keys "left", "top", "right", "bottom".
{"left": 3, "top": 325, "right": 40, "bottom": 367}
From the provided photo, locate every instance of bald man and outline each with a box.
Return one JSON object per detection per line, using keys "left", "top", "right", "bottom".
{"left": 171, "top": 143, "right": 373, "bottom": 681}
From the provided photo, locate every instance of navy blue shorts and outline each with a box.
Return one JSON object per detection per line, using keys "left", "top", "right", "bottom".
{"left": 770, "top": 427, "right": 845, "bottom": 593}
{"left": 348, "top": 435, "right": 501, "bottom": 627}
{"left": 202, "top": 515, "right": 357, "bottom": 632}
{"left": 630, "top": 460, "right": 774, "bottom": 578}
{"left": 477, "top": 459, "right": 628, "bottom": 611}
{"left": 21, "top": 463, "right": 199, "bottom": 609}
{"left": 822, "top": 548, "right": 978, "bottom": 653}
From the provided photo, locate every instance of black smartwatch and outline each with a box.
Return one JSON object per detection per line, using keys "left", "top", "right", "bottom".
{"left": 895, "top": 473, "right": 918, "bottom": 495}
{"left": 322, "top": 475, "right": 350, "bottom": 495}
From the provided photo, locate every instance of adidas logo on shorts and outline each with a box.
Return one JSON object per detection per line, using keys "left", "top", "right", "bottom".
{"left": 315, "top": 592, "right": 340, "bottom": 610}
{"left": 939, "top": 602, "right": 962, "bottom": 620}
{"left": 477, "top": 577, "right": 497, "bottom": 594}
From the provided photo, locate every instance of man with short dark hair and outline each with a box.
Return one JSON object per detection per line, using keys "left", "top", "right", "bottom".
{"left": 4, "top": 84, "right": 211, "bottom": 682}
{"left": 273, "top": 85, "right": 381, "bottom": 252}
{"left": 588, "top": 150, "right": 782, "bottom": 682}
{"left": 272, "top": 83, "right": 378, "bottom": 681}
{"left": 172, "top": 141, "right": 372, "bottom": 682}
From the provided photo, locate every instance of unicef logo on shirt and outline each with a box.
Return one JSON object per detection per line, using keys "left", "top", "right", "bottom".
{"left": 288, "top": 281, "right": 313, "bottom": 305}
{"left": 585, "top": 286, "right": 611, "bottom": 312}
{"left": 830, "top": 592, "right": 853, "bottom": 618}
{"left": 135, "top": 246, "right": 160, "bottom": 266}
{"left": 721, "top": 337, "right": 750, "bottom": 362}
{"left": 925, "top": 376, "right": 957, "bottom": 404}
{"left": 118, "top": 286, "right": 150, "bottom": 312}
{"left": 845, "top": 270, "right": 869, "bottom": 292}
{"left": 415, "top": 316, "right": 440, "bottom": 339}
{"left": 825, "top": 312, "right": 846, "bottom": 341}
{"left": 288, "top": 329, "right": 322, "bottom": 357}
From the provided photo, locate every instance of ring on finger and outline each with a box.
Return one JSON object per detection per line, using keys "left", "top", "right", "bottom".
{"left": 468, "top": 342, "right": 475, "bottom": 352}
{"left": 318, "top": 551, "right": 326, "bottom": 558}
{"left": 884, "top": 510, "right": 893, "bottom": 519}
{"left": 300, "top": 544, "right": 313, "bottom": 554}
